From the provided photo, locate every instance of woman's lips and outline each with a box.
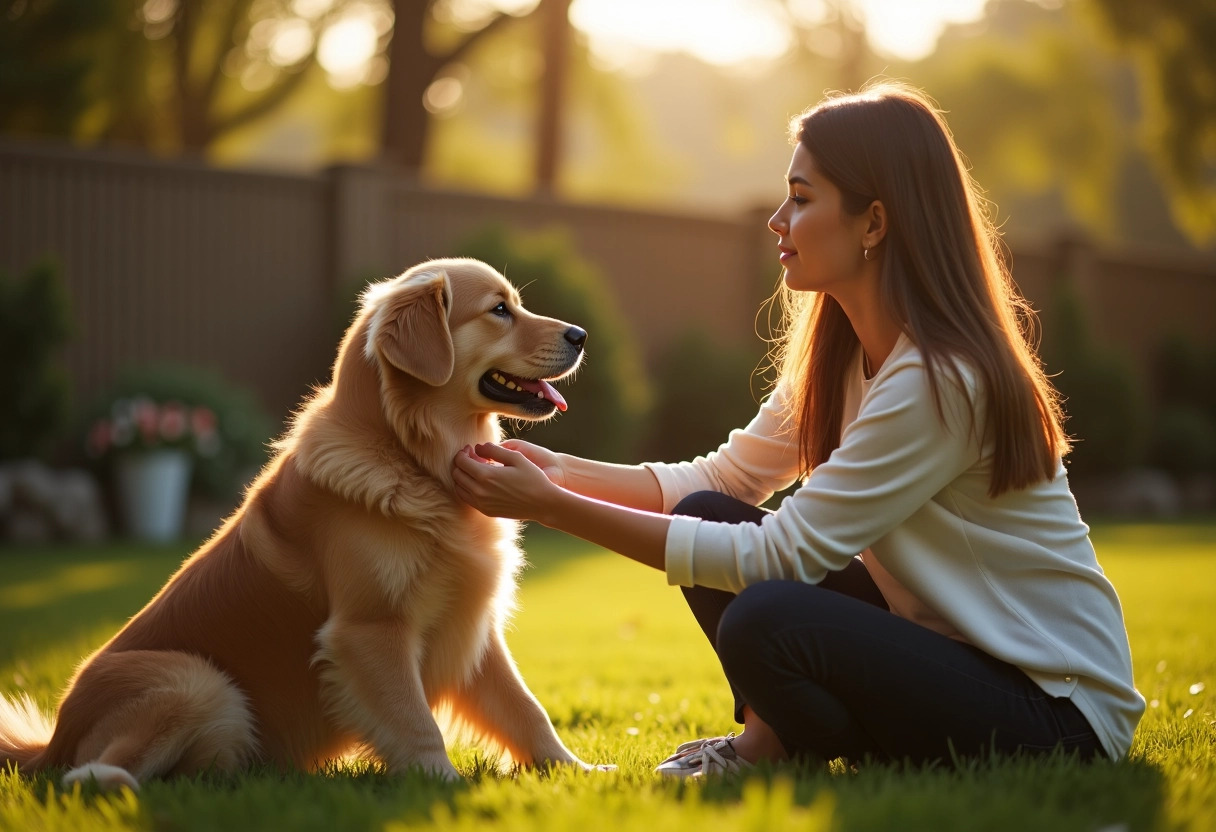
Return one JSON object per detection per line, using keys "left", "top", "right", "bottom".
{"left": 778, "top": 246, "right": 797, "bottom": 262}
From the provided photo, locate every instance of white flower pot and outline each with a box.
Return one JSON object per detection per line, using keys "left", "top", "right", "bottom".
{"left": 115, "top": 449, "right": 194, "bottom": 542}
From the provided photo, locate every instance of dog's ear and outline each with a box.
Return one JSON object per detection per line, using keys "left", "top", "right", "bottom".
{"left": 370, "top": 269, "right": 454, "bottom": 386}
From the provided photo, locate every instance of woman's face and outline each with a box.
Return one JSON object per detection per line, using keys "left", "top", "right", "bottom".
{"left": 768, "top": 144, "right": 869, "bottom": 294}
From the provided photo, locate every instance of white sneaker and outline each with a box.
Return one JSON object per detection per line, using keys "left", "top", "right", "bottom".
{"left": 654, "top": 734, "right": 755, "bottom": 778}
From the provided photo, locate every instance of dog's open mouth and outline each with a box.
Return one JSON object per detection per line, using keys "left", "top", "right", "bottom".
{"left": 479, "top": 369, "right": 568, "bottom": 413}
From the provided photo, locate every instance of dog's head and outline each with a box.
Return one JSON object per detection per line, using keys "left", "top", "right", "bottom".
{"left": 360, "top": 258, "right": 585, "bottom": 422}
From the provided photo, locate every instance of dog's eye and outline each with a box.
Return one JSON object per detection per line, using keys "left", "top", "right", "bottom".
{"left": 490, "top": 302, "right": 512, "bottom": 318}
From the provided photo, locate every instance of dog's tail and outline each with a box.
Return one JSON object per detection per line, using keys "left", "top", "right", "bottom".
{"left": 0, "top": 693, "right": 53, "bottom": 772}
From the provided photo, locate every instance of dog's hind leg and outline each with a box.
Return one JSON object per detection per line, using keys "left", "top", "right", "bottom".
{"left": 57, "top": 650, "right": 258, "bottom": 790}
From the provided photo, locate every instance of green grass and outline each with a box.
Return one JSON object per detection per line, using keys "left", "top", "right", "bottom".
{"left": 1, "top": 521, "right": 1213, "bottom": 831}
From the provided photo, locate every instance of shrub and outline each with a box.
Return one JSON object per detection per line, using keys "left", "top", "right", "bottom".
{"left": 1148, "top": 405, "right": 1216, "bottom": 477}
{"left": 82, "top": 363, "right": 274, "bottom": 501}
{"left": 0, "top": 259, "right": 72, "bottom": 462}
{"left": 1040, "top": 280, "right": 1148, "bottom": 478}
{"left": 454, "top": 225, "right": 651, "bottom": 462}
{"left": 642, "top": 328, "right": 768, "bottom": 463}
{"left": 1148, "top": 334, "right": 1216, "bottom": 475}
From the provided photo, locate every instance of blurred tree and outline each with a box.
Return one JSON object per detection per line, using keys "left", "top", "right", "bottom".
{"left": 912, "top": 0, "right": 1125, "bottom": 239}
{"left": 533, "top": 0, "right": 569, "bottom": 193}
{"left": 0, "top": 260, "right": 73, "bottom": 462}
{"left": 424, "top": 12, "right": 681, "bottom": 203}
{"left": 381, "top": 0, "right": 538, "bottom": 172}
{"left": 1082, "top": 0, "right": 1216, "bottom": 243}
{"left": 0, "top": 0, "right": 350, "bottom": 152}
{"left": 0, "top": 0, "right": 114, "bottom": 138}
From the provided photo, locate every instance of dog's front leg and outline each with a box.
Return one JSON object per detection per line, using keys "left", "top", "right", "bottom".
{"left": 445, "top": 628, "right": 584, "bottom": 769}
{"left": 314, "top": 617, "right": 459, "bottom": 780}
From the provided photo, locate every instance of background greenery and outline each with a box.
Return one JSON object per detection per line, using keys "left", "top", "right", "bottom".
{"left": 1, "top": 520, "right": 1212, "bottom": 831}
{"left": 0, "top": 259, "right": 73, "bottom": 464}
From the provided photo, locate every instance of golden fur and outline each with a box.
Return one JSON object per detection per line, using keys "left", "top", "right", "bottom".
{"left": 0, "top": 259, "right": 589, "bottom": 788}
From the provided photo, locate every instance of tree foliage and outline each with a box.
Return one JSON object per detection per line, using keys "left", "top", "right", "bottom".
{"left": 0, "top": 0, "right": 351, "bottom": 151}
{"left": 0, "top": 260, "right": 73, "bottom": 462}
{"left": 381, "top": 0, "right": 538, "bottom": 171}
{"left": 1083, "top": 0, "right": 1216, "bottom": 242}
{"left": 0, "top": 0, "right": 116, "bottom": 138}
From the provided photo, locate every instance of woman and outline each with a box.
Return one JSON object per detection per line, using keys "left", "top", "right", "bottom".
{"left": 451, "top": 82, "right": 1144, "bottom": 777}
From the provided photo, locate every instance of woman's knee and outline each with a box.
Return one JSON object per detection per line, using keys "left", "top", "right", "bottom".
{"left": 717, "top": 582, "right": 805, "bottom": 669}
{"left": 716, "top": 582, "right": 849, "bottom": 671}
{"left": 671, "top": 491, "right": 767, "bottom": 524}
{"left": 672, "top": 491, "right": 732, "bottom": 521}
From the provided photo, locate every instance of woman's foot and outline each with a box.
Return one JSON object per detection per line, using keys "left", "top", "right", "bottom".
{"left": 654, "top": 734, "right": 755, "bottom": 778}
{"left": 655, "top": 708, "right": 789, "bottom": 777}
{"left": 656, "top": 734, "right": 731, "bottom": 765}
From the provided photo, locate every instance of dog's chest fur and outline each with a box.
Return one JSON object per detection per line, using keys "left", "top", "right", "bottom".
{"left": 325, "top": 502, "right": 522, "bottom": 690}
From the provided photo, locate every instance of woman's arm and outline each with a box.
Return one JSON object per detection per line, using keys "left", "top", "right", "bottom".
{"left": 453, "top": 443, "right": 669, "bottom": 571}
{"left": 503, "top": 439, "right": 664, "bottom": 512}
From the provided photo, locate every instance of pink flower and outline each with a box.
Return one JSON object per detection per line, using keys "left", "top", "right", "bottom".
{"left": 86, "top": 420, "right": 111, "bottom": 458}
{"left": 190, "top": 407, "right": 217, "bottom": 439}
{"left": 134, "top": 399, "right": 159, "bottom": 445}
{"left": 159, "top": 401, "right": 187, "bottom": 442}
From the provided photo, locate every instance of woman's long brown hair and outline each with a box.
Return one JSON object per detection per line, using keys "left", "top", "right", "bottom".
{"left": 773, "top": 82, "right": 1068, "bottom": 497}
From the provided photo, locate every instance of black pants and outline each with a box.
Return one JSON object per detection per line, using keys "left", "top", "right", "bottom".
{"left": 674, "top": 491, "right": 1104, "bottom": 765}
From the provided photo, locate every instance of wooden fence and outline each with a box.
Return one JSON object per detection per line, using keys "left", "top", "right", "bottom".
{"left": 2, "top": 138, "right": 1213, "bottom": 434}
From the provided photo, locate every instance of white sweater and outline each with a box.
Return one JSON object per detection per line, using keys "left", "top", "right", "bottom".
{"left": 643, "top": 334, "right": 1144, "bottom": 760}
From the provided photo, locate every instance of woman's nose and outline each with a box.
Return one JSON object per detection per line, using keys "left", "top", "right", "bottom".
{"left": 768, "top": 207, "right": 787, "bottom": 236}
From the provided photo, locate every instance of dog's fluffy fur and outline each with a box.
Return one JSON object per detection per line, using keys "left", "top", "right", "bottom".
{"left": 0, "top": 259, "right": 589, "bottom": 787}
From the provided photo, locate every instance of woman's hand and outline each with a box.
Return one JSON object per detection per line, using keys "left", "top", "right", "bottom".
{"left": 500, "top": 438, "right": 566, "bottom": 488}
{"left": 452, "top": 442, "right": 562, "bottom": 522}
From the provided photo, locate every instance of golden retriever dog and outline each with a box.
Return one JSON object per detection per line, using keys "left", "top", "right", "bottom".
{"left": 0, "top": 258, "right": 594, "bottom": 789}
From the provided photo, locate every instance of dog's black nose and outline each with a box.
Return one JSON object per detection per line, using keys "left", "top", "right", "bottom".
{"left": 564, "top": 326, "right": 587, "bottom": 350}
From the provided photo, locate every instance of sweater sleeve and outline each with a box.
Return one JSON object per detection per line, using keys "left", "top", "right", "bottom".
{"left": 664, "top": 357, "right": 984, "bottom": 591}
{"left": 641, "top": 385, "right": 803, "bottom": 513}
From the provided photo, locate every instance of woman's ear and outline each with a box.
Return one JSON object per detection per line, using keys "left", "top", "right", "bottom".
{"left": 862, "top": 200, "right": 888, "bottom": 250}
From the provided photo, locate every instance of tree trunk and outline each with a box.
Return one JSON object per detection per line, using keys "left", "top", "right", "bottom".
{"left": 381, "top": 0, "right": 435, "bottom": 173}
{"left": 534, "top": 0, "right": 571, "bottom": 195}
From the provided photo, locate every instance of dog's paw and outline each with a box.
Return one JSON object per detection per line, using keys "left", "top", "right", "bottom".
{"left": 63, "top": 763, "right": 140, "bottom": 792}
{"left": 575, "top": 761, "right": 618, "bottom": 773}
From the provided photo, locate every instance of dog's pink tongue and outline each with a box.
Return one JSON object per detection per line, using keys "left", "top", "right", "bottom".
{"left": 517, "top": 378, "right": 568, "bottom": 412}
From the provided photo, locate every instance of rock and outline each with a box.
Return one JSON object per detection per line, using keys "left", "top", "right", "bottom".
{"left": 0, "top": 459, "right": 111, "bottom": 544}
{"left": 6, "top": 507, "right": 55, "bottom": 545}
{"left": 51, "top": 469, "right": 111, "bottom": 542}
{"left": 0, "top": 466, "right": 12, "bottom": 514}
{"left": 10, "top": 460, "right": 57, "bottom": 509}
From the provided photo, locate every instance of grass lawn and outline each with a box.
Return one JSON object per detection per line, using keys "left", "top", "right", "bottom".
{"left": 1, "top": 520, "right": 1213, "bottom": 831}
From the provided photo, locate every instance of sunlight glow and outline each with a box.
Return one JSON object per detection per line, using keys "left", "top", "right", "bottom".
{"left": 570, "top": 0, "right": 792, "bottom": 68}
{"left": 282, "top": 0, "right": 993, "bottom": 93}
{"left": 268, "top": 18, "right": 315, "bottom": 66}
{"left": 860, "top": 0, "right": 988, "bottom": 60}
{"left": 568, "top": 0, "right": 990, "bottom": 66}
{"left": 311, "top": 1, "right": 393, "bottom": 88}
{"left": 319, "top": 14, "right": 379, "bottom": 76}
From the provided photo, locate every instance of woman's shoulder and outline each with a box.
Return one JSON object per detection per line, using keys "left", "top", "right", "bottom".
{"left": 874, "top": 334, "right": 984, "bottom": 412}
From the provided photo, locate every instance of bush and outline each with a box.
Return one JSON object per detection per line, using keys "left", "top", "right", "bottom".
{"left": 1148, "top": 405, "right": 1216, "bottom": 477}
{"left": 0, "top": 259, "right": 72, "bottom": 462}
{"left": 82, "top": 363, "right": 274, "bottom": 501}
{"left": 454, "top": 225, "right": 651, "bottom": 462}
{"left": 642, "top": 328, "right": 768, "bottom": 463}
{"left": 1040, "top": 280, "right": 1148, "bottom": 478}
{"left": 1148, "top": 334, "right": 1216, "bottom": 475}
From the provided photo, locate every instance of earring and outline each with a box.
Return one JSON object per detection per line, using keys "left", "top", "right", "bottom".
{"left": 863, "top": 247, "right": 873, "bottom": 261}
